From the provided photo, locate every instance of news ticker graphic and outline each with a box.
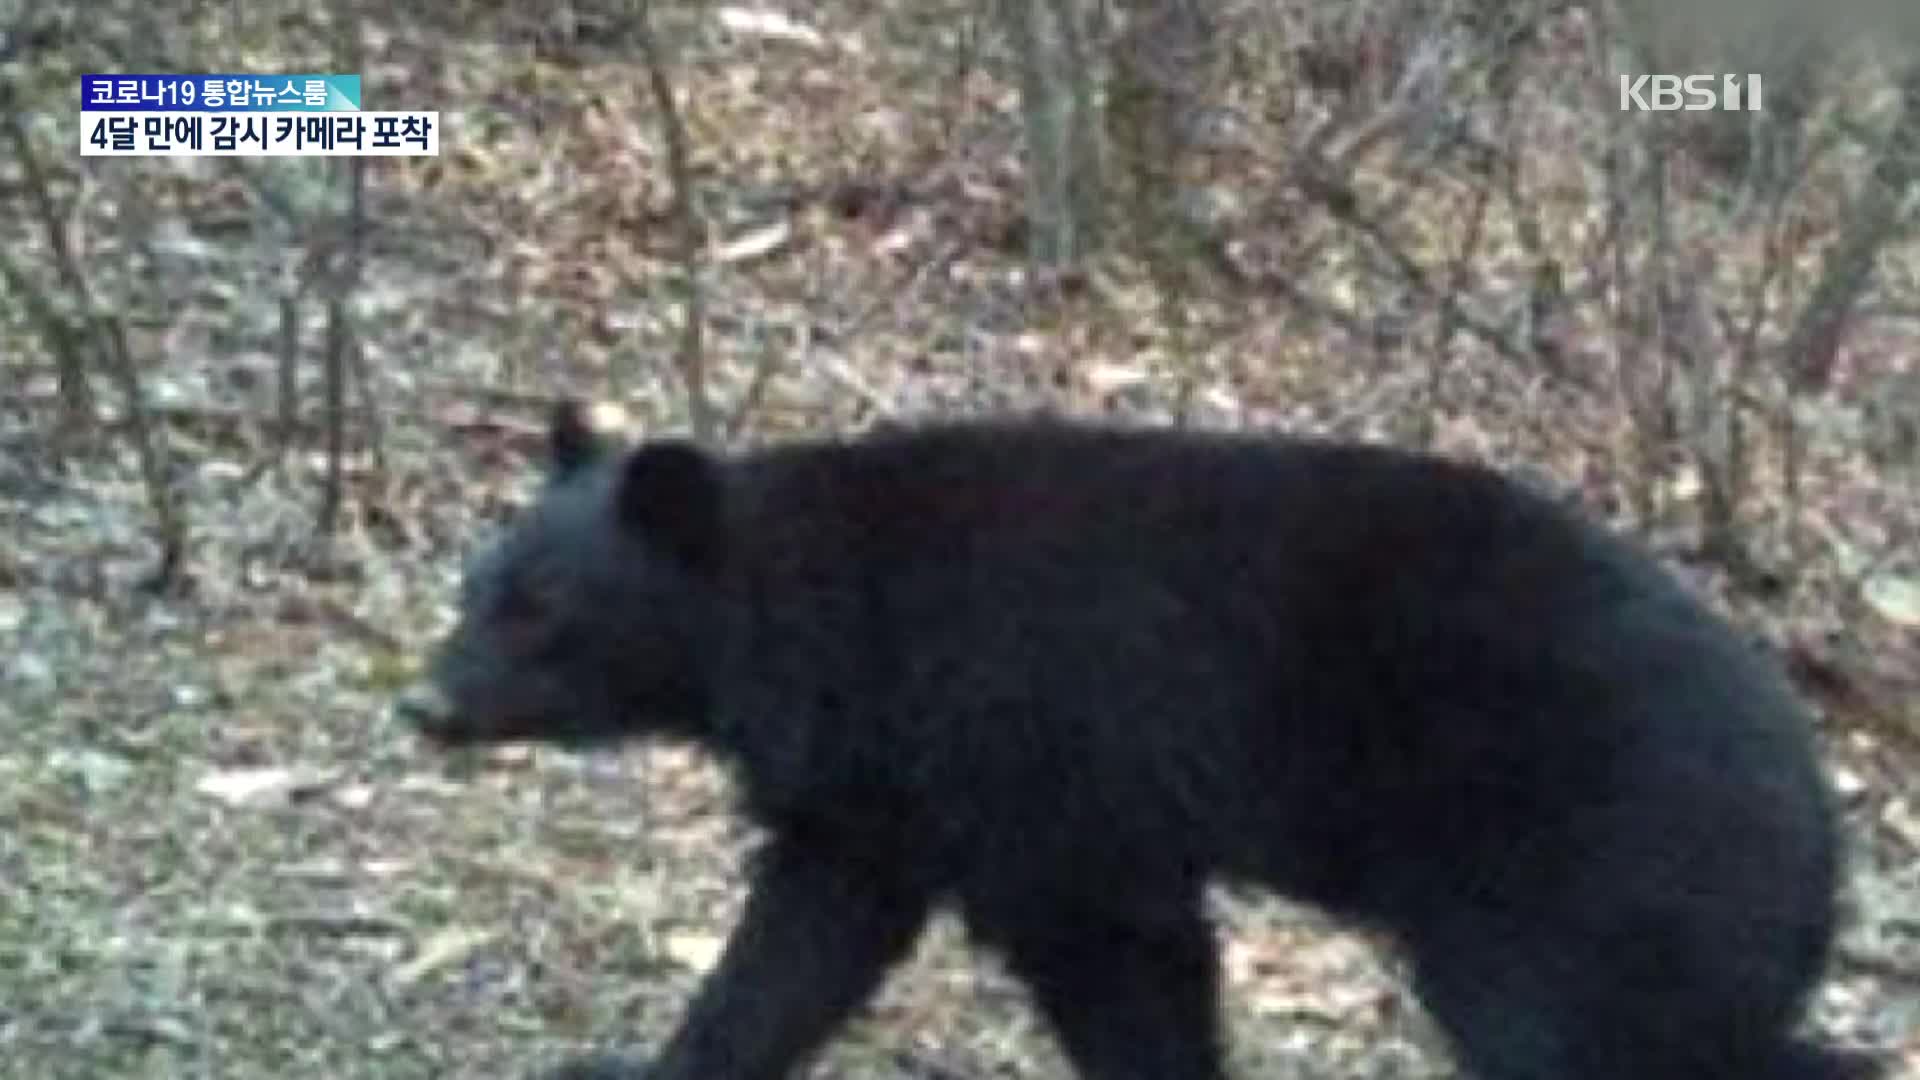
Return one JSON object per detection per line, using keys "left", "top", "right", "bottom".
{"left": 84, "top": 113, "right": 438, "bottom": 157}
{"left": 83, "top": 74, "right": 363, "bottom": 112}
{"left": 80, "top": 74, "right": 437, "bottom": 157}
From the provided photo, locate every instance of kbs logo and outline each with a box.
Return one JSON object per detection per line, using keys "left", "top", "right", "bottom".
{"left": 1619, "top": 74, "right": 1764, "bottom": 111}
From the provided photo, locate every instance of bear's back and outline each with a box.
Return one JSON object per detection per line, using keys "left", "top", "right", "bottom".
{"left": 706, "top": 421, "right": 1809, "bottom": 907}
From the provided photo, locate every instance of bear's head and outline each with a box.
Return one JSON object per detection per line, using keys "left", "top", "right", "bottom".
{"left": 399, "top": 401, "right": 725, "bottom": 748}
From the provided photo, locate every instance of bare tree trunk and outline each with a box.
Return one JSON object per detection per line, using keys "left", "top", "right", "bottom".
{"left": 1783, "top": 63, "right": 1920, "bottom": 393}
{"left": 1001, "top": 0, "right": 1105, "bottom": 271}
{"left": 1107, "top": 0, "right": 1220, "bottom": 347}
{"left": 276, "top": 295, "right": 301, "bottom": 457}
{"left": 1107, "top": 0, "right": 1217, "bottom": 214}
{"left": 316, "top": 2, "right": 369, "bottom": 541}
{"left": 634, "top": 0, "right": 715, "bottom": 445}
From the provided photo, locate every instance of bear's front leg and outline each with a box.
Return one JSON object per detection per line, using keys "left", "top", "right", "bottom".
{"left": 545, "top": 837, "right": 933, "bottom": 1080}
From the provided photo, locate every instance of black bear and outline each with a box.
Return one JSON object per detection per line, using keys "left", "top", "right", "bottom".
{"left": 401, "top": 403, "right": 1870, "bottom": 1080}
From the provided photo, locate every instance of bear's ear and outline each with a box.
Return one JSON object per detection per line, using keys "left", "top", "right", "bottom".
{"left": 548, "top": 399, "right": 609, "bottom": 477}
{"left": 615, "top": 440, "right": 724, "bottom": 573}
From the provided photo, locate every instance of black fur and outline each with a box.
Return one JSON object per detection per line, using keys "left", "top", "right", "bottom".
{"left": 404, "top": 411, "right": 1869, "bottom": 1080}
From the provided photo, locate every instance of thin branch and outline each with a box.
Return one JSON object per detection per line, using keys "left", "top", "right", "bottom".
{"left": 316, "top": 0, "right": 371, "bottom": 542}
{"left": 634, "top": 0, "right": 715, "bottom": 445}
{"left": 2, "top": 72, "right": 183, "bottom": 587}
